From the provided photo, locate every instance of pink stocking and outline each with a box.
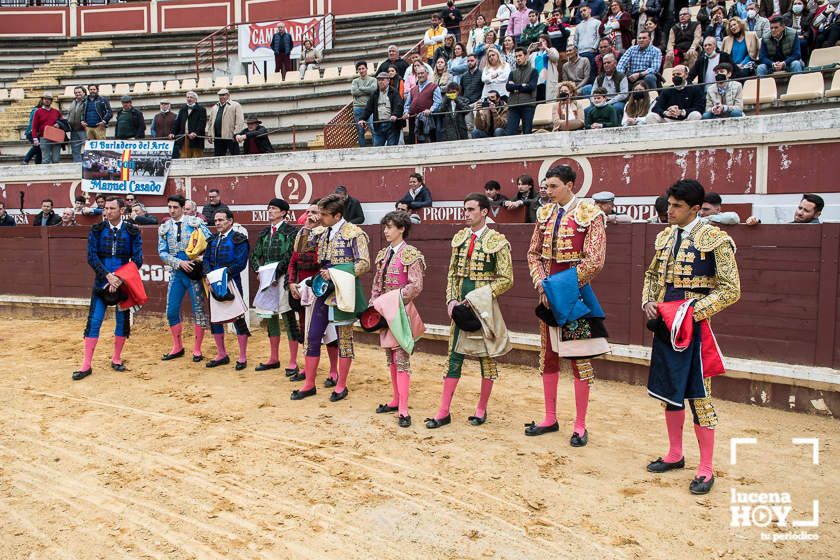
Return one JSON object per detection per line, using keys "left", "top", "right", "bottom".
{"left": 435, "top": 377, "right": 459, "bottom": 420}
{"left": 572, "top": 378, "right": 590, "bottom": 437}
{"left": 396, "top": 371, "right": 410, "bottom": 417}
{"left": 326, "top": 345, "right": 339, "bottom": 381}
{"left": 267, "top": 336, "right": 280, "bottom": 364}
{"left": 335, "top": 357, "right": 352, "bottom": 393}
{"left": 287, "top": 340, "right": 299, "bottom": 369}
{"left": 81, "top": 337, "right": 98, "bottom": 370}
{"left": 169, "top": 323, "right": 183, "bottom": 354}
{"left": 387, "top": 353, "right": 399, "bottom": 407}
{"left": 694, "top": 424, "right": 715, "bottom": 480}
{"left": 664, "top": 409, "right": 686, "bottom": 462}
{"left": 112, "top": 336, "right": 127, "bottom": 365}
{"left": 236, "top": 334, "right": 248, "bottom": 363}
{"left": 539, "top": 372, "right": 559, "bottom": 427}
{"left": 475, "top": 378, "right": 494, "bottom": 418}
{"left": 212, "top": 333, "right": 227, "bottom": 360}
{"left": 193, "top": 326, "right": 205, "bottom": 357}
{"left": 300, "top": 355, "right": 319, "bottom": 391}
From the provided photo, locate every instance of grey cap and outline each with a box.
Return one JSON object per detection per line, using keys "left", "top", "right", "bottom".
{"left": 217, "top": 88, "right": 230, "bottom": 95}
{"left": 121, "top": 95, "right": 132, "bottom": 102}
{"left": 592, "top": 191, "right": 615, "bottom": 202}
{"left": 376, "top": 72, "right": 390, "bottom": 79}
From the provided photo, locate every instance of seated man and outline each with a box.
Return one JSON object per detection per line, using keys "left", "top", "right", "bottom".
{"left": 582, "top": 53, "right": 628, "bottom": 114}
{"left": 700, "top": 192, "right": 741, "bottom": 224}
{"left": 617, "top": 30, "right": 661, "bottom": 90}
{"left": 703, "top": 63, "right": 744, "bottom": 119}
{"left": 647, "top": 65, "right": 704, "bottom": 123}
{"left": 471, "top": 90, "right": 509, "bottom": 138}
{"left": 592, "top": 191, "right": 631, "bottom": 223}
{"left": 395, "top": 200, "right": 422, "bottom": 224}
{"left": 484, "top": 180, "right": 509, "bottom": 206}
{"left": 746, "top": 193, "right": 825, "bottom": 225}
{"left": 585, "top": 87, "right": 620, "bottom": 129}
{"left": 688, "top": 36, "right": 732, "bottom": 85}
{"left": 756, "top": 16, "right": 804, "bottom": 76}
{"left": 665, "top": 8, "right": 702, "bottom": 70}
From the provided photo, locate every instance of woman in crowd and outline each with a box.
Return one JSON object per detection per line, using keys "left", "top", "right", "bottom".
{"left": 432, "top": 56, "right": 452, "bottom": 88}
{"left": 298, "top": 39, "right": 323, "bottom": 79}
{"left": 500, "top": 35, "right": 518, "bottom": 67}
{"left": 783, "top": 0, "right": 812, "bottom": 63}
{"left": 474, "top": 29, "right": 500, "bottom": 66}
{"left": 552, "top": 81, "right": 586, "bottom": 130}
{"left": 387, "top": 65, "right": 405, "bottom": 98}
{"left": 434, "top": 34, "right": 457, "bottom": 63}
{"left": 448, "top": 43, "right": 469, "bottom": 84}
{"left": 466, "top": 14, "right": 493, "bottom": 54}
{"left": 637, "top": 0, "right": 662, "bottom": 37}
{"left": 622, "top": 81, "right": 653, "bottom": 126}
{"left": 601, "top": 0, "right": 633, "bottom": 53}
{"left": 722, "top": 17, "right": 759, "bottom": 77}
{"left": 529, "top": 34, "right": 561, "bottom": 102}
{"left": 645, "top": 16, "right": 665, "bottom": 52}
{"left": 481, "top": 47, "right": 511, "bottom": 99}
{"left": 496, "top": 0, "right": 515, "bottom": 41}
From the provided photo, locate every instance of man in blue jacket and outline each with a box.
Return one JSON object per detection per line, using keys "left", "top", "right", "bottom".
{"left": 271, "top": 23, "right": 295, "bottom": 79}
{"left": 756, "top": 16, "right": 804, "bottom": 76}
{"left": 81, "top": 84, "right": 113, "bottom": 140}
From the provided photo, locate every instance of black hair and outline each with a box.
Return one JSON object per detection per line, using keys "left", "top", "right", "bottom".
{"left": 802, "top": 193, "right": 825, "bottom": 212}
{"left": 704, "top": 192, "right": 722, "bottom": 206}
{"left": 381, "top": 210, "right": 412, "bottom": 238}
{"left": 769, "top": 14, "right": 784, "bottom": 24}
{"left": 408, "top": 172, "right": 424, "bottom": 184}
{"left": 208, "top": 188, "right": 220, "bottom": 195}
{"left": 318, "top": 193, "right": 345, "bottom": 216}
{"left": 42, "top": 198, "right": 54, "bottom": 205}
{"left": 167, "top": 194, "right": 186, "bottom": 207}
{"left": 484, "top": 180, "right": 501, "bottom": 191}
{"left": 355, "top": 60, "right": 368, "bottom": 69}
{"left": 592, "top": 86, "right": 608, "bottom": 96}
{"left": 514, "top": 46, "right": 527, "bottom": 55}
{"left": 667, "top": 179, "right": 705, "bottom": 208}
{"left": 215, "top": 208, "right": 234, "bottom": 220}
{"left": 95, "top": 193, "right": 106, "bottom": 200}
{"left": 545, "top": 165, "right": 576, "bottom": 185}
{"left": 464, "top": 192, "right": 491, "bottom": 211}
{"left": 517, "top": 174, "right": 535, "bottom": 187}
{"left": 654, "top": 195, "right": 669, "bottom": 215}
{"left": 446, "top": 82, "right": 461, "bottom": 93}
{"left": 105, "top": 196, "right": 125, "bottom": 208}
{"left": 714, "top": 62, "right": 734, "bottom": 74}
{"left": 75, "top": 195, "right": 86, "bottom": 203}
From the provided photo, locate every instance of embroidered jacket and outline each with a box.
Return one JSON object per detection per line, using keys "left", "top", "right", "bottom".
{"left": 642, "top": 221, "right": 740, "bottom": 321}
{"left": 288, "top": 226, "right": 320, "bottom": 284}
{"left": 526, "top": 197, "right": 606, "bottom": 288}
{"left": 295, "top": 222, "right": 370, "bottom": 277}
{"left": 87, "top": 220, "right": 143, "bottom": 284}
{"left": 446, "top": 227, "right": 513, "bottom": 303}
{"left": 371, "top": 244, "right": 425, "bottom": 303}
{"left": 203, "top": 230, "right": 250, "bottom": 290}
{"left": 250, "top": 221, "right": 299, "bottom": 282}
{"left": 158, "top": 215, "right": 211, "bottom": 270}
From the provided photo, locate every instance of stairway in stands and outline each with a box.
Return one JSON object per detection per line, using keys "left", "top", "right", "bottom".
{"left": 0, "top": 41, "right": 111, "bottom": 142}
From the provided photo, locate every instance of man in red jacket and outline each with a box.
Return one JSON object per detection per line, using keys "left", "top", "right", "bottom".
{"left": 31, "top": 92, "right": 63, "bottom": 164}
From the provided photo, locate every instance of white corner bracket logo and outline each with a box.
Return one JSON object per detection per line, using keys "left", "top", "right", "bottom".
{"left": 729, "top": 437, "right": 820, "bottom": 542}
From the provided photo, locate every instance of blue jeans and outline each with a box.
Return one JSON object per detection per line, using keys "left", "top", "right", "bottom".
{"left": 702, "top": 108, "right": 744, "bottom": 119}
{"left": 372, "top": 122, "right": 400, "bottom": 146}
{"left": 579, "top": 51, "right": 597, "bottom": 84}
{"left": 166, "top": 268, "right": 208, "bottom": 327}
{"left": 352, "top": 107, "right": 372, "bottom": 147}
{"left": 756, "top": 60, "right": 803, "bottom": 76}
{"left": 84, "top": 291, "right": 130, "bottom": 338}
{"left": 70, "top": 130, "right": 86, "bottom": 162}
{"left": 471, "top": 128, "right": 507, "bottom": 138}
{"left": 41, "top": 138, "right": 61, "bottom": 164}
{"left": 506, "top": 105, "right": 536, "bottom": 135}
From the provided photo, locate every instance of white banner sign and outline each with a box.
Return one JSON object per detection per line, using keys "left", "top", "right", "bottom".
{"left": 237, "top": 15, "right": 334, "bottom": 64}
{"left": 81, "top": 139, "right": 173, "bottom": 196}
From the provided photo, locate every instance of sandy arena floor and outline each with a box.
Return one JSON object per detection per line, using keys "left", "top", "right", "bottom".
{"left": 0, "top": 318, "right": 837, "bottom": 559}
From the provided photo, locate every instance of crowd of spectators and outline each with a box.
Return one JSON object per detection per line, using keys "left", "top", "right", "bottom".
{"left": 345, "top": 0, "right": 832, "bottom": 147}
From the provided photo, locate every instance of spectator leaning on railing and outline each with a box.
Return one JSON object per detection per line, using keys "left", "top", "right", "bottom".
{"left": 471, "top": 89, "right": 509, "bottom": 138}
{"left": 170, "top": 91, "right": 207, "bottom": 159}
{"left": 236, "top": 117, "right": 274, "bottom": 154}
{"left": 31, "top": 93, "right": 63, "bottom": 164}
{"left": 0, "top": 203, "right": 16, "bottom": 227}
{"left": 553, "top": 81, "right": 586, "bottom": 130}
{"left": 400, "top": 173, "right": 434, "bottom": 210}
{"left": 647, "top": 64, "right": 704, "bottom": 123}
{"left": 206, "top": 88, "right": 245, "bottom": 156}
{"left": 622, "top": 81, "right": 654, "bottom": 126}
{"left": 505, "top": 47, "right": 539, "bottom": 135}
{"left": 351, "top": 61, "right": 377, "bottom": 148}
{"left": 703, "top": 63, "right": 744, "bottom": 119}
{"left": 357, "top": 72, "right": 405, "bottom": 147}
{"left": 150, "top": 99, "right": 177, "bottom": 140}
{"left": 114, "top": 96, "right": 146, "bottom": 140}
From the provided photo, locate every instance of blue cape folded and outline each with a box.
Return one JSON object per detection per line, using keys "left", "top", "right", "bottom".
{"left": 542, "top": 267, "right": 605, "bottom": 326}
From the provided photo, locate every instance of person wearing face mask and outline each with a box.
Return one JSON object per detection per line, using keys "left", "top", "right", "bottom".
{"left": 756, "top": 15, "right": 804, "bottom": 75}
{"left": 436, "top": 82, "right": 472, "bottom": 141}
{"left": 170, "top": 91, "right": 206, "bottom": 159}
{"left": 647, "top": 64, "right": 704, "bottom": 122}
{"left": 585, "top": 87, "right": 621, "bottom": 128}
{"left": 553, "top": 81, "right": 587, "bottom": 130}
{"left": 702, "top": 63, "right": 744, "bottom": 118}
{"left": 813, "top": 0, "right": 840, "bottom": 48}
{"left": 743, "top": 1, "right": 771, "bottom": 37}
{"left": 688, "top": 36, "right": 732, "bottom": 84}
{"left": 783, "top": 0, "right": 812, "bottom": 60}
{"left": 622, "top": 81, "right": 654, "bottom": 125}
{"left": 727, "top": 0, "right": 750, "bottom": 21}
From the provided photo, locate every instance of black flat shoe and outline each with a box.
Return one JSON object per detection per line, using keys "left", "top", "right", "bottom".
{"left": 285, "top": 366, "right": 299, "bottom": 377}
{"left": 290, "top": 387, "right": 317, "bottom": 400}
{"left": 72, "top": 368, "right": 92, "bottom": 381}
{"left": 289, "top": 372, "right": 305, "bottom": 382}
{"left": 329, "top": 388, "right": 349, "bottom": 402}
{"left": 161, "top": 348, "right": 185, "bottom": 361}
{"left": 192, "top": 354, "right": 204, "bottom": 363}
{"left": 255, "top": 362, "right": 280, "bottom": 371}
{"left": 324, "top": 377, "right": 337, "bottom": 388}
{"left": 376, "top": 404, "right": 398, "bottom": 414}
{"left": 646, "top": 457, "right": 686, "bottom": 473}
{"left": 689, "top": 475, "right": 715, "bottom": 495}
{"left": 110, "top": 362, "right": 126, "bottom": 372}
{"left": 398, "top": 415, "right": 412, "bottom": 428}
{"left": 524, "top": 421, "right": 560, "bottom": 436}
{"left": 235, "top": 361, "right": 247, "bottom": 371}
{"left": 468, "top": 414, "right": 487, "bottom": 426}
{"left": 424, "top": 415, "right": 451, "bottom": 429}
{"left": 205, "top": 356, "right": 230, "bottom": 368}
{"left": 570, "top": 429, "right": 589, "bottom": 447}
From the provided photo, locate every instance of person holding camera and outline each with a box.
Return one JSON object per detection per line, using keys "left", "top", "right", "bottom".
{"left": 471, "top": 90, "right": 509, "bottom": 138}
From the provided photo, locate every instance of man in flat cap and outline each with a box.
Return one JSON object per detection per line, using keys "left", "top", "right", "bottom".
{"left": 236, "top": 117, "right": 274, "bottom": 154}
{"left": 357, "top": 71, "right": 405, "bottom": 147}
{"left": 151, "top": 99, "right": 177, "bottom": 140}
{"left": 206, "top": 89, "right": 245, "bottom": 156}
{"left": 250, "top": 198, "right": 301, "bottom": 372}
{"left": 592, "top": 191, "right": 632, "bottom": 224}
{"left": 114, "top": 95, "right": 146, "bottom": 139}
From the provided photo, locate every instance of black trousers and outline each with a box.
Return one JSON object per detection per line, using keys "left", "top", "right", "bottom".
{"left": 213, "top": 139, "right": 240, "bottom": 156}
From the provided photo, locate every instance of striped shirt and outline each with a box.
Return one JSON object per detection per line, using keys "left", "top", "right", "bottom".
{"left": 617, "top": 44, "right": 663, "bottom": 76}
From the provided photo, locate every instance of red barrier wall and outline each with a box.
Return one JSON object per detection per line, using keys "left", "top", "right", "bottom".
{"left": 0, "top": 8, "right": 69, "bottom": 37}
{"left": 158, "top": 0, "right": 235, "bottom": 32}
{"left": 2, "top": 224, "right": 839, "bottom": 369}
{"left": 80, "top": 4, "right": 150, "bottom": 35}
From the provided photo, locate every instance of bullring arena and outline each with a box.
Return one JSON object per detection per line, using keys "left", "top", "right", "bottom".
{"left": 1, "top": 0, "right": 839, "bottom": 558}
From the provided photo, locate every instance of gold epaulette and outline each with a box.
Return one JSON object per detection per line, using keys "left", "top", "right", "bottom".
{"left": 451, "top": 228, "right": 472, "bottom": 247}
{"left": 572, "top": 200, "right": 603, "bottom": 227}
{"left": 694, "top": 223, "right": 736, "bottom": 253}
{"left": 536, "top": 203, "right": 556, "bottom": 223}
{"left": 400, "top": 245, "right": 424, "bottom": 266}
{"left": 339, "top": 223, "right": 366, "bottom": 241}
{"left": 311, "top": 225, "right": 327, "bottom": 236}
{"left": 480, "top": 229, "right": 510, "bottom": 254}
{"left": 654, "top": 226, "right": 673, "bottom": 250}
{"left": 375, "top": 246, "right": 389, "bottom": 263}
